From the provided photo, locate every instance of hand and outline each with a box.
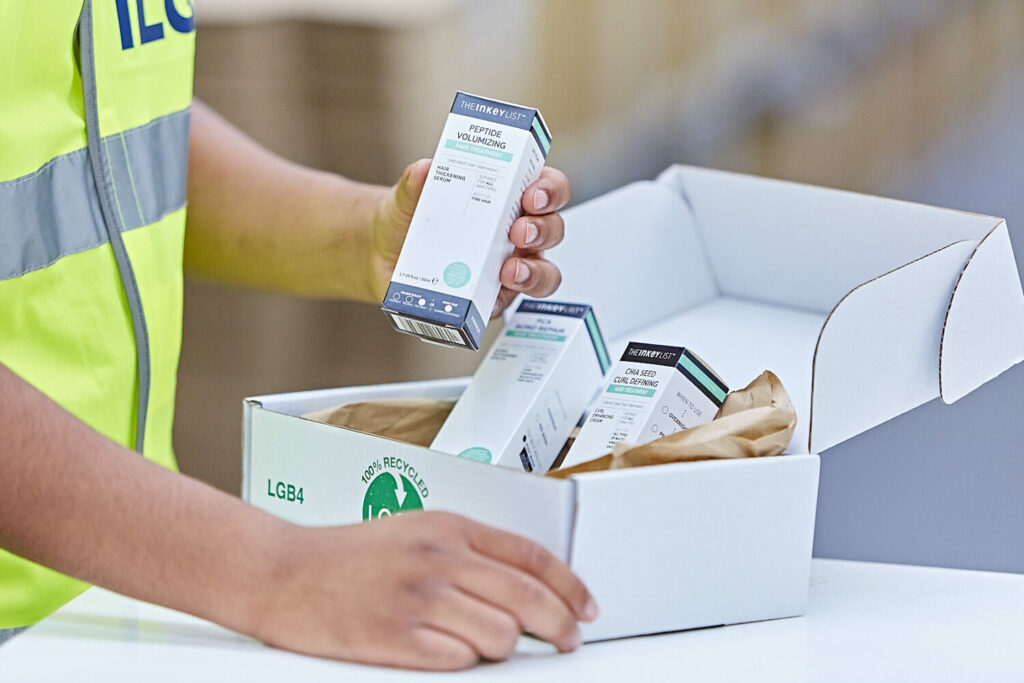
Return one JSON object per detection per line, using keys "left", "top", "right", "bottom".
{"left": 370, "top": 159, "right": 572, "bottom": 317}
{"left": 251, "top": 511, "right": 598, "bottom": 670}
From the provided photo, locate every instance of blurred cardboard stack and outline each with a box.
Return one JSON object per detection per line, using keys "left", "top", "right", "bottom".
{"left": 181, "top": 0, "right": 1024, "bottom": 493}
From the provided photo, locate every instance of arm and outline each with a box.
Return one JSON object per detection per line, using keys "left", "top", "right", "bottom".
{"left": 0, "top": 362, "right": 282, "bottom": 636}
{"left": 0, "top": 363, "right": 596, "bottom": 669}
{"left": 183, "top": 100, "right": 571, "bottom": 311}
{"left": 182, "top": 100, "right": 386, "bottom": 301}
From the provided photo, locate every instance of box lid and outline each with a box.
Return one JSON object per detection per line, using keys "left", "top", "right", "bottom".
{"left": 520, "top": 165, "right": 1024, "bottom": 454}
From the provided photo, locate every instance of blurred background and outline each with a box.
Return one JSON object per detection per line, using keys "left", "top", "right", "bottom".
{"left": 180, "top": 0, "right": 1024, "bottom": 572}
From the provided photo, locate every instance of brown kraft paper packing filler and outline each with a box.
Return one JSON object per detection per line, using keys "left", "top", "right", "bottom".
{"left": 302, "top": 370, "right": 794, "bottom": 475}
{"left": 547, "top": 370, "right": 797, "bottom": 479}
{"left": 303, "top": 398, "right": 455, "bottom": 448}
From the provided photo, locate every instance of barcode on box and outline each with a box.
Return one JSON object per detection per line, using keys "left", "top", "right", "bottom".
{"left": 391, "top": 314, "right": 466, "bottom": 346}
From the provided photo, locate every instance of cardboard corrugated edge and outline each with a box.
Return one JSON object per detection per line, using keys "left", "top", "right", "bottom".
{"left": 241, "top": 398, "right": 261, "bottom": 502}
{"left": 808, "top": 240, "right": 980, "bottom": 454}
{"left": 939, "top": 222, "right": 1024, "bottom": 403}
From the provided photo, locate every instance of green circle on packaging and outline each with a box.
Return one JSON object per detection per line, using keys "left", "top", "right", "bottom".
{"left": 458, "top": 447, "right": 492, "bottom": 464}
{"left": 362, "top": 472, "right": 423, "bottom": 521}
{"left": 443, "top": 261, "right": 471, "bottom": 288}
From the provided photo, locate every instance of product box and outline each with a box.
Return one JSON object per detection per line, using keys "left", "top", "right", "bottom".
{"left": 244, "top": 165, "right": 1024, "bottom": 642}
{"left": 562, "top": 342, "right": 727, "bottom": 468}
{"left": 381, "top": 92, "right": 551, "bottom": 350}
{"left": 430, "top": 299, "right": 610, "bottom": 473}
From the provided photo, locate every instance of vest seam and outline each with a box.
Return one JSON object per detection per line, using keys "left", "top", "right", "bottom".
{"left": 78, "top": 0, "right": 152, "bottom": 454}
{"left": 102, "top": 136, "right": 130, "bottom": 230}
{"left": 119, "top": 131, "right": 146, "bottom": 222}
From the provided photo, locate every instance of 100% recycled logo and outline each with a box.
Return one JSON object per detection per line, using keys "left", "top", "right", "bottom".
{"left": 360, "top": 457, "right": 429, "bottom": 520}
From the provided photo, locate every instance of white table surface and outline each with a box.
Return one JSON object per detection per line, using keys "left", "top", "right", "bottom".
{"left": 2, "top": 559, "right": 1022, "bottom": 682}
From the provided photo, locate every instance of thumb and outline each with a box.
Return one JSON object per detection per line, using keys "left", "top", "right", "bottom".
{"left": 392, "top": 158, "right": 431, "bottom": 223}
{"left": 373, "top": 159, "right": 431, "bottom": 263}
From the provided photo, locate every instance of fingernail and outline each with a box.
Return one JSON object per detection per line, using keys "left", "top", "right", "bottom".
{"left": 524, "top": 221, "right": 540, "bottom": 247}
{"left": 567, "top": 628, "right": 583, "bottom": 651}
{"left": 491, "top": 301, "right": 501, "bottom": 319}
{"left": 514, "top": 260, "right": 531, "bottom": 284}
{"left": 583, "top": 597, "right": 600, "bottom": 621}
{"left": 534, "top": 189, "right": 549, "bottom": 212}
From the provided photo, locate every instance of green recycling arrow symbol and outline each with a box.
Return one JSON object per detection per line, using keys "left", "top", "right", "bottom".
{"left": 362, "top": 471, "right": 423, "bottom": 520}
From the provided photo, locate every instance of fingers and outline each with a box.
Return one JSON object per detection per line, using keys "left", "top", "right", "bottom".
{"left": 422, "top": 587, "right": 521, "bottom": 662}
{"left": 508, "top": 212, "right": 564, "bottom": 251}
{"left": 402, "top": 626, "right": 479, "bottom": 671}
{"left": 456, "top": 554, "right": 582, "bottom": 652}
{"left": 499, "top": 255, "right": 562, "bottom": 299}
{"left": 502, "top": 166, "right": 568, "bottom": 307}
{"left": 522, "top": 166, "right": 571, "bottom": 215}
{"left": 466, "top": 522, "right": 598, "bottom": 624}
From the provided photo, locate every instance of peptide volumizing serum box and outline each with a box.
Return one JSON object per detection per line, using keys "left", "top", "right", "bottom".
{"left": 382, "top": 92, "right": 552, "bottom": 350}
{"left": 430, "top": 300, "right": 610, "bottom": 473}
{"left": 561, "top": 342, "right": 729, "bottom": 468}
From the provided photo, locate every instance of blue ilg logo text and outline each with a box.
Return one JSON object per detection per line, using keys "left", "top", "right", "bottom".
{"left": 115, "top": 0, "right": 195, "bottom": 50}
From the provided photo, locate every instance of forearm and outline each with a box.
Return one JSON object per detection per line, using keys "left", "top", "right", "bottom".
{"left": 183, "top": 100, "right": 389, "bottom": 302}
{"left": 0, "top": 362, "right": 288, "bottom": 634}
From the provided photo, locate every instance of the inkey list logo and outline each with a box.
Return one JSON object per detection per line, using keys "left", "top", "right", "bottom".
{"left": 627, "top": 348, "right": 675, "bottom": 360}
{"left": 457, "top": 100, "right": 527, "bottom": 122}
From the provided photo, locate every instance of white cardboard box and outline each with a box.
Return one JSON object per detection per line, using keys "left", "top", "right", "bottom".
{"left": 243, "top": 165, "right": 1024, "bottom": 642}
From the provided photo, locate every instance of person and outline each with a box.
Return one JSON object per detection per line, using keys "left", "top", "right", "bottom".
{"left": 0, "top": 1, "right": 596, "bottom": 670}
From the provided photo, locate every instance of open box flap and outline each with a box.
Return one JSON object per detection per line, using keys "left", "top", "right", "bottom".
{"left": 656, "top": 165, "right": 1002, "bottom": 313}
{"left": 808, "top": 240, "right": 978, "bottom": 453}
{"left": 535, "top": 165, "right": 1023, "bottom": 455}
{"left": 940, "top": 222, "right": 1024, "bottom": 403}
{"left": 537, "top": 181, "right": 718, "bottom": 343}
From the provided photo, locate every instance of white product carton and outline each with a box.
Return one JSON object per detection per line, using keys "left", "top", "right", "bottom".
{"left": 563, "top": 342, "right": 727, "bottom": 469}
{"left": 381, "top": 92, "right": 551, "bottom": 350}
{"left": 430, "top": 299, "right": 610, "bottom": 473}
{"left": 244, "top": 165, "right": 1024, "bottom": 642}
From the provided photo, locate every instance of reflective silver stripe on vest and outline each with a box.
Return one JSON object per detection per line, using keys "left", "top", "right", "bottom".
{"left": 0, "top": 627, "right": 27, "bottom": 646}
{"left": 0, "top": 110, "right": 189, "bottom": 282}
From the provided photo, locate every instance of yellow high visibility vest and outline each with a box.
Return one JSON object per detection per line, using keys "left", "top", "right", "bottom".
{"left": 0, "top": 0, "right": 195, "bottom": 626}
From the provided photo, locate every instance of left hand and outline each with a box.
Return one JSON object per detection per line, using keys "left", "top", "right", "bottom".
{"left": 370, "top": 159, "right": 571, "bottom": 318}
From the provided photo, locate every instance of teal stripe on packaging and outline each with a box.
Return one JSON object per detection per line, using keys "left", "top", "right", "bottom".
{"left": 584, "top": 310, "right": 611, "bottom": 374}
{"left": 445, "top": 139, "right": 513, "bottom": 162}
{"left": 677, "top": 354, "right": 727, "bottom": 403}
{"left": 505, "top": 330, "right": 566, "bottom": 342}
{"left": 531, "top": 117, "right": 551, "bottom": 154}
{"left": 607, "top": 384, "right": 656, "bottom": 398}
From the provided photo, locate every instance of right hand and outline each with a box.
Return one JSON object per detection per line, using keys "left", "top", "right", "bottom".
{"left": 249, "top": 511, "right": 599, "bottom": 670}
{"left": 369, "top": 159, "right": 572, "bottom": 316}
